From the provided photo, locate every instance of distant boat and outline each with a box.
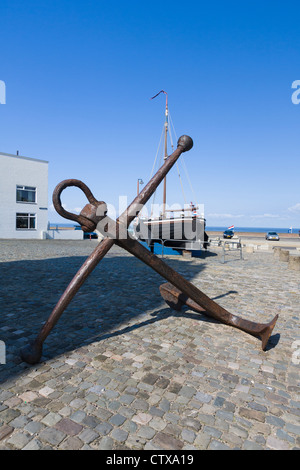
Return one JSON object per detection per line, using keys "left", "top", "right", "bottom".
{"left": 133, "top": 91, "right": 208, "bottom": 254}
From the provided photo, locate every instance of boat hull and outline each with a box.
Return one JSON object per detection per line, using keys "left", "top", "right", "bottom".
{"left": 133, "top": 216, "right": 208, "bottom": 251}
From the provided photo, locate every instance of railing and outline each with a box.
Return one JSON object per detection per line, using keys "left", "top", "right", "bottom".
{"left": 141, "top": 236, "right": 243, "bottom": 263}
{"left": 220, "top": 238, "right": 243, "bottom": 263}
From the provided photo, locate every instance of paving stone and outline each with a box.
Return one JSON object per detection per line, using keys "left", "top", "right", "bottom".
{"left": 216, "top": 410, "right": 234, "bottom": 422}
{"left": 195, "top": 392, "right": 213, "bottom": 403}
{"left": 203, "top": 426, "right": 222, "bottom": 439}
{"left": 39, "top": 428, "right": 66, "bottom": 446}
{"left": 193, "top": 432, "right": 211, "bottom": 449}
{"left": 179, "top": 386, "right": 196, "bottom": 399}
{"left": 168, "top": 382, "right": 182, "bottom": 394}
{"left": 276, "top": 429, "right": 295, "bottom": 444}
{"left": 108, "top": 413, "right": 126, "bottom": 426}
{"left": 222, "top": 432, "right": 243, "bottom": 446}
{"left": 152, "top": 432, "right": 184, "bottom": 450}
{"left": 70, "top": 410, "right": 86, "bottom": 423}
{"left": 142, "top": 373, "right": 160, "bottom": 385}
{"left": 125, "top": 387, "right": 139, "bottom": 395}
{"left": 214, "top": 396, "right": 225, "bottom": 407}
{"left": 181, "top": 429, "right": 196, "bottom": 443}
{"left": 111, "top": 428, "right": 129, "bottom": 442}
{"left": 95, "top": 422, "right": 113, "bottom": 436}
{"left": 41, "top": 412, "right": 62, "bottom": 427}
{"left": 39, "top": 386, "right": 55, "bottom": 397}
{"left": 119, "top": 394, "right": 135, "bottom": 405}
{"left": 229, "top": 424, "right": 248, "bottom": 439}
{"left": 208, "top": 440, "right": 230, "bottom": 450}
{"left": 82, "top": 415, "right": 101, "bottom": 429}
{"left": 243, "top": 440, "right": 264, "bottom": 450}
{"left": 239, "top": 407, "right": 265, "bottom": 423}
{"left": 266, "top": 415, "right": 285, "bottom": 428}
{"left": 222, "top": 373, "right": 239, "bottom": 384}
{"left": 149, "top": 406, "right": 164, "bottom": 418}
{"left": 180, "top": 417, "right": 202, "bottom": 431}
{"left": 253, "top": 434, "right": 266, "bottom": 445}
{"left": 159, "top": 398, "right": 170, "bottom": 412}
{"left": 0, "top": 425, "right": 13, "bottom": 441}
{"left": 198, "top": 412, "right": 215, "bottom": 426}
{"left": 285, "top": 423, "right": 300, "bottom": 435}
{"left": 137, "top": 426, "right": 156, "bottom": 439}
{"left": 69, "top": 398, "right": 86, "bottom": 409}
{"left": 61, "top": 436, "right": 84, "bottom": 450}
{"left": 156, "top": 378, "right": 170, "bottom": 389}
{"left": 7, "top": 431, "right": 33, "bottom": 449}
{"left": 10, "top": 415, "right": 30, "bottom": 428}
{"left": 164, "top": 423, "right": 181, "bottom": 437}
{"left": 24, "top": 421, "right": 44, "bottom": 434}
{"left": 94, "top": 407, "right": 113, "bottom": 421}
{"left": 249, "top": 402, "right": 267, "bottom": 412}
{"left": 267, "top": 436, "right": 289, "bottom": 450}
{"left": 149, "top": 417, "right": 167, "bottom": 432}
{"left": 55, "top": 418, "right": 83, "bottom": 436}
{"left": 19, "top": 391, "right": 39, "bottom": 403}
{"left": 131, "top": 397, "right": 149, "bottom": 411}
{"left": 122, "top": 419, "right": 138, "bottom": 434}
{"left": 0, "top": 409, "right": 21, "bottom": 423}
{"left": 132, "top": 413, "right": 152, "bottom": 425}
{"left": 22, "top": 438, "right": 43, "bottom": 450}
{"left": 78, "top": 428, "right": 99, "bottom": 444}
{"left": 98, "top": 436, "right": 114, "bottom": 450}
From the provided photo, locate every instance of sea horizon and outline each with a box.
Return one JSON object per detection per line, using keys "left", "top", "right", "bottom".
{"left": 206, "top": 226, "right": 300, "bottom": 233}
{"left": 49, "top": 222, "right": 300, "bottom": 234}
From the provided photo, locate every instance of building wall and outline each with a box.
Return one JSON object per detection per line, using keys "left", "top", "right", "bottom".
{"left": 0, "top": 152, "right": 48, "bottom": 239}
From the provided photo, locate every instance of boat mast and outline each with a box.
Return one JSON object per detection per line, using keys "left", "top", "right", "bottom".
{"left": 151, "top": 90, "right": 168, "bottom": 218}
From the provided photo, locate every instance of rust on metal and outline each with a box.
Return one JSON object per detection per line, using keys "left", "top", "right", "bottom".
{"left": 52, "top": 179, "right": 107, "bottom": 233}
{"left": 20, "top": 135, "right": 278, "bottom": 364}
{"left": 159, "top": 283, "right": 278, "bottom": 351}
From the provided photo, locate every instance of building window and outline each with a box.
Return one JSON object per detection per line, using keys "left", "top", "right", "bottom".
{"left": 16, "top": 185, "right": 36, "bottom": 203}
{"left": 16, "top": 213, "right": 36, "bottom": 230}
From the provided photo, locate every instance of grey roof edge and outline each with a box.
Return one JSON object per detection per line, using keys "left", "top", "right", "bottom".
{"left": 0, "top": 151, "right": 49, "bottom": 164}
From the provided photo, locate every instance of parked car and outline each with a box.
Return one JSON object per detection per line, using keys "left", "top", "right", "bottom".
{"left": 223, "top": 229, "right": 234, "bottom": 239}
{"left": 265, "top": 231, "right": 280, "bottom": 241}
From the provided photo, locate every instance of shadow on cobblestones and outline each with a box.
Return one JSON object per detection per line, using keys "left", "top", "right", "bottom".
{"left": 264, "top": 333, "right": 280, "bottom": 351}
{"left": 0, "top": 253, "right": 210, "bottom": 382}
{"left": 1, "top": 242, "right": 299, "bottom": 450}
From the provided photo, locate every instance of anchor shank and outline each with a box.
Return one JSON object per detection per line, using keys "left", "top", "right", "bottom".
{"left": 117, "top": 238, "right": 278, "bottom": 349}
{"left": 38, "top": 237, "right": 115, "bottom": 341}
{"left": 117, "top": 237, "right": 234, "bottom": 323}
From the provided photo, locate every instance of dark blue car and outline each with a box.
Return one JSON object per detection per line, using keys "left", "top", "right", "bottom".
{"left": 223, "top": 229, "right": 234, "bottom": 239}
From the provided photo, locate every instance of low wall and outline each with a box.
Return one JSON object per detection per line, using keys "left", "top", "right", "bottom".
{"left": 44, "top": 229, "right": 83, "bottom": 240}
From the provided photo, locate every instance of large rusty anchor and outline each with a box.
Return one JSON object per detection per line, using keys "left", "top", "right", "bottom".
{"left": 20, "top": 135, "right": 278, "bottom": 364}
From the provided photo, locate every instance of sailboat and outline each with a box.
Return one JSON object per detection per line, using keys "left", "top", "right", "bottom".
{"left": 133, "top": 91, "right": 208, "bottom": 254}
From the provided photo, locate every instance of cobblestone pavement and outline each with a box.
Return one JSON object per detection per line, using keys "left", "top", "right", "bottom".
{"left": 0, "top": 240, "right": 299, "bottom": 450}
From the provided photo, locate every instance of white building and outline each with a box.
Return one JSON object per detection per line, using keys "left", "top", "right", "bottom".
{"left": 0, "top": 151, "right": 49, "bottom": 239}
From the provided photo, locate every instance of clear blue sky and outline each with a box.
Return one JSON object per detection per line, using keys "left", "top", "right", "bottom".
{"left": 1, "top": 0, "right": 300, "bottom": 228}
